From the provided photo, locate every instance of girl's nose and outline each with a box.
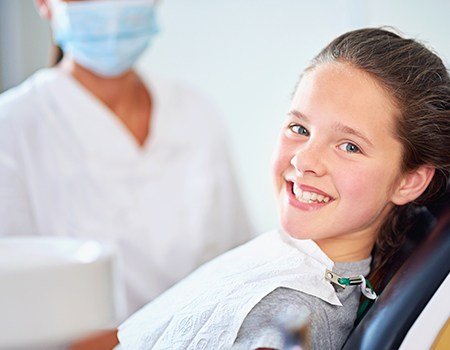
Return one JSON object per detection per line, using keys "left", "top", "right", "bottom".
{"left": 290, "top": 144, "right": 326, "bottom": 177}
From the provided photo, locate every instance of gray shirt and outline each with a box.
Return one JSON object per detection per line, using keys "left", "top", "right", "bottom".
{"left": 233, "top": 257, "right": 372, "bottom": 349}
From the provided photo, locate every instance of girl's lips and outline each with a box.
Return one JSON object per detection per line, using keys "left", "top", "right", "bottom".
{"left": 297, "top": 183, "right": 333, "bottom": 199}
{"left": 284, "top": 175, "right": 334, "bottom": 199}
{"left": 285, "top": 181, "right": 331, "bottom": 211}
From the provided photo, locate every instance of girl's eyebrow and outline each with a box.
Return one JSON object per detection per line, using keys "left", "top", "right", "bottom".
{"left": 288, "top": 109, "right": 374, "bottom": 148}
{"left": 332, "top": 122, "right": 374, "bottom": 148}
{"left": 288, "top": 110, "right": 309, "bottom": 122}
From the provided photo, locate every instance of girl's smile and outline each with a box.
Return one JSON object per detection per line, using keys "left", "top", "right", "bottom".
{"left": 286, "top": 180, "right": 334, "bottom": 211}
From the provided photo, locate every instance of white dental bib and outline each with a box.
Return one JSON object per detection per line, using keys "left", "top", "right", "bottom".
{"left": 118, "top": 230, "right": 342, "bottom": 349}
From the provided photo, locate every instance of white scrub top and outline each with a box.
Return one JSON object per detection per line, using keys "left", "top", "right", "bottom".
{"left": 0, "top": 68, "right": 252, "bottom": 316}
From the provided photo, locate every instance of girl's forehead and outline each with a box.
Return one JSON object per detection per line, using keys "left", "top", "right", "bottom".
{"left": 296, "top": 62, "right": 391, "bottom": 101}
{"left": 291, "top": 63, "right": 399, "bottom": 132}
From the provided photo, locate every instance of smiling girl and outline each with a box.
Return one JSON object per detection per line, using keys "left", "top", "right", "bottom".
{"left": 116, "top": 28, "right": 450, "bottom": 350}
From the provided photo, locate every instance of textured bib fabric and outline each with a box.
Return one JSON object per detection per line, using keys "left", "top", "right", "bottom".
{"left": 118, "top": 230, "right": 342, "bottom": 349}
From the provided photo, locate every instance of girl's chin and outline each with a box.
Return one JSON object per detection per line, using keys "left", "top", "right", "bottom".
{"left": 280, "top": 221, "right": 312, "bottom": 240}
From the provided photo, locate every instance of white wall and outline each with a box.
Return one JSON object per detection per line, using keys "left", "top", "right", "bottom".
{"left": 0, "top": 0, "right": 51, "bottom": 92}
{"left": 1, "top": 0, "right": 449, "bottom": 233}
{"left": 137, "top": 0, "right": 450, "bottom": 232}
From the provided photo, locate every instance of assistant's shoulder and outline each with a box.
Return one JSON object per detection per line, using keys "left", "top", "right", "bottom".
{"left": 0, "top": 69, "right": 61, "bottom": 152}
{"left": 141, "top": 71, "right": 226, "bottom": 126}
{"left": 0, "top": 69, "right": 58, "bottom": 128}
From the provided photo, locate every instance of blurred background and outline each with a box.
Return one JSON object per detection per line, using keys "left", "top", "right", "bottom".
{"left": 1, "top": 0, "right": 449, "bottom": 233}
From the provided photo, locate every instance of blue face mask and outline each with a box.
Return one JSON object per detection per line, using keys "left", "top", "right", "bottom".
{"left": 51, "top": 0, "right": 159, "bottom": 77}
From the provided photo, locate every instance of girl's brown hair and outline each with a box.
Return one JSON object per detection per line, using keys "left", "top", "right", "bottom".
{"left": 307, "top": 28, "right": 450, "bottom": 291}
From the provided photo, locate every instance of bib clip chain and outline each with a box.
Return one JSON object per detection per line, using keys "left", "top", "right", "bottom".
{"left": 325, "top": 269, "right": 377, "bottom": 300}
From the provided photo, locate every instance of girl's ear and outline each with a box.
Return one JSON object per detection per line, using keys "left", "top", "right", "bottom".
{"left": 391, "top": 165, "right": 435, "bottom": 205}
{"left": 35, "top": 0, "right": 52, "bottom": 20}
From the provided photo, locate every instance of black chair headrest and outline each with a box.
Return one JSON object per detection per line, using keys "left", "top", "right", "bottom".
{"left": 342, "top": 207, "right": 450, "bottom": 350}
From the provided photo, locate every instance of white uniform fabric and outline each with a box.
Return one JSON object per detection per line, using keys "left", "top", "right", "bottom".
{"left": 117, "top": 230, "right": 342, "bottom": 350}
{"left": 0, "top": 68, "right": 252, "bottom": 316}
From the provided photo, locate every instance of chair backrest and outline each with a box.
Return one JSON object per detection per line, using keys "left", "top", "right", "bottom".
{"left": 342, "top": 204, "right": 450, "bottom": 350}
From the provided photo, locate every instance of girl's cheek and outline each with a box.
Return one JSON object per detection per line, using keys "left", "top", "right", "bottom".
{"left": 272, "top": 139, "right": 292, "bottom": 170}
{"left": 271, "top": 153, "right": 286, "bottom": 183}
{"left": 338, "top": 166, "right": 385, "bottom": 201}
{"left": 271, "top": 138, "right": 293, "bottom": 187}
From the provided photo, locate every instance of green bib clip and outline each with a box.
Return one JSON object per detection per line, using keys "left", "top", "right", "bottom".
{"left": 325, "top": 269, "right": 377, "bottom": 300}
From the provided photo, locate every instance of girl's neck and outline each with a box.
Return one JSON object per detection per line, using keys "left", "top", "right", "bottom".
{"left": 315, "top": 233, "right": 376, "bottom": 262}
{"left": 314, "top": 203, "right": 394, "bottom": 262}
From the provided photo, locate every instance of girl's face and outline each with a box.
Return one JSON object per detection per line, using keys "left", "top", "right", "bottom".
{"left": 273, "top": 63, "right": 405, "bottom": 259}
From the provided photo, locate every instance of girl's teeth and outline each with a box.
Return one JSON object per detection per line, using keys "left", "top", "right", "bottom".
{"left": 291, "top": 183, "right": 331, "bottom": 204}
{"left": 302, "top": 191, "right": 312, "bottom": 201}
{"left": 293, "top": 183, "right": 301, "bottom": 196}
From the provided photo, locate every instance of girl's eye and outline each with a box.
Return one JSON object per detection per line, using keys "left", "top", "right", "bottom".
{"left": 339, "top": 142, "right": 361, "bottom": 154}
{"left": 289, "top": 123, "right": 309, "bottom": 136}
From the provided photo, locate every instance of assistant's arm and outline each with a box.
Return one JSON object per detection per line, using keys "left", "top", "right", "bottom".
{"left": 0, "top": 153, "right": 35, "bottom": 236}
{"left": 68, "top": 329, "right": 119, "bottom": 350}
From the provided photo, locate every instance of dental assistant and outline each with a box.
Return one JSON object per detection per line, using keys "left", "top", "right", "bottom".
{"left": 0, "top": 0, "right": 252, "bottom": 317}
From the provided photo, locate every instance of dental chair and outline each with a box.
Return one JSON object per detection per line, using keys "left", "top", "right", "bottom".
{"left": 342, "top": 193, "right": 450, "bottom": 350}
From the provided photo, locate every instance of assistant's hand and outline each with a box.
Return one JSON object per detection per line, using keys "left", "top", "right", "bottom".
{"left": 69, "top": 329, "right": 118, "bottom": 350}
